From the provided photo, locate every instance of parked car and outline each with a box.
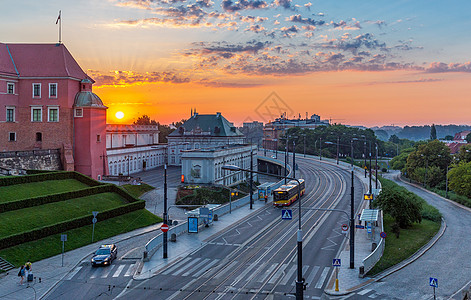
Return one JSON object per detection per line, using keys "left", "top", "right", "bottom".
{"left": 91, "top": 244, "right": 118, "bottom": 267}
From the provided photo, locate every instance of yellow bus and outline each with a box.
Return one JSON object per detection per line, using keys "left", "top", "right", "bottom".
{"left": 273, "top": 179, "right": 305, "bottom": 207}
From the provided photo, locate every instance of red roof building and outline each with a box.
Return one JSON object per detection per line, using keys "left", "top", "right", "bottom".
{"left": 0, "top": 43, "right": 108, "bottom": 179}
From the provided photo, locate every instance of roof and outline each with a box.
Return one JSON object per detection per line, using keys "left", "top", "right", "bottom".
{"left": 0, "top": 43, "right": 92, "bottom": 81}
{"left": 74, "top": 91, "right": 106, "bottom": 108}
{"left": 168, "top": 113, "right": 244, "bottom": 138}
{"left": 360, "top": 209, "right": 379, "bottom": 222}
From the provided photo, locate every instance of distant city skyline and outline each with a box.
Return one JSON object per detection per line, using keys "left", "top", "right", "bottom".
{"left": 2, "top": 0, "right": 471, "bottom": 126}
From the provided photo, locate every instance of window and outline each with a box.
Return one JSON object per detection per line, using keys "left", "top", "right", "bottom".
{"left": 49, "top": 83, "right": 57, "bottom": 98}
{"left": 74, "top": 108, "right": 83, "bottom": 117}
{"left": 33, "top": 83, "right": 41, "bottom": 98}
{"left": 8, "top": 132, "right": 16, "bottom": 141}
{"left": 7, "top": 83, "right": 14, "bottom": 94}
{"left": 97, "top": 134, "right": 101, "bottom": 142}
{"left": 36, "top": 132, "right": 42, "bottom": 142}
{"left": 48, "top": 107, "right": 59, "bottom": 122}
{"left": 31, "top": 107, "right": 42, "bottom": 122}
{"left": 6, "top": 107, "right": 15, "bottom": 122}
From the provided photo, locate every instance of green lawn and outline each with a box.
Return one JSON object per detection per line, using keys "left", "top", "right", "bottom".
{"left": 122, "top": 183, "right": 155, "bottom": 198}
{"left": 368, "top": 214, "right": 440, "bottom": 276}
{"left": 0, "top": 209, "right": 162, "bottom": 267}
{"left": 0, "top": 192, "right": 127, "bottom": 238}
{"left": 0, "top": 179, "right": 90, "bottom": 203}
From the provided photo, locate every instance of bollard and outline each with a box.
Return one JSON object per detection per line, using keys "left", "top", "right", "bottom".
{"left": 143, "top": 251, "right": 148, "bottom": 260}
{"left": 371, "top": 242, "right": 377, "bottom": 251}
{"left": 213, "top": 214, "right": 219, "bottom": 221}
{"left": 170, "top": 233, "right": 177, "bottom": 242}
{"left": 335, "top": 278, "right": 339, "bottom": 292}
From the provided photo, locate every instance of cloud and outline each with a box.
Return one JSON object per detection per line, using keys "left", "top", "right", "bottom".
{"left": 274, "top": 0, "right": 292, "bottom": 9}
{"left": 221, "top": 0, "right": 268, "bottom": 12}
{"left": 245, "top": 24, "right": 266, "bottom": 33}
{"left": 286, "top": 14, "right": 325, "bottom": 26}
{"left": 89, "top": 70, "right": 190, "bottom": 87}
{"left": 425, "top": 62, "right": 471, "bottom": 73}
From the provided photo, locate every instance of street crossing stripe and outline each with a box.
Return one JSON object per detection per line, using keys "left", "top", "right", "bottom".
{"left": 305, "top": 266, "right": 319, "bottom": 288}
{"left": 174, "top": 258, "right": 202, "bottom": 276}
{"left": 204, "top": 260, "right": 238, "bottom": 278}
{"left": 291, "top": 265, "right": 309, "bottom": 285}
{"left": 101, "top": 265, "right": 116, "bottom": 278}
{"left": 90, "top": 268, "right": 100, "bottom": 279}
{"left": 315, "top": 267, "right": 329, "bottom": 289}
{"left": 258, "top": 263, "right": 278, "bottom": 283}
{"left": 162, "top": 257, "right": 191, "bottom": 275}
{"left": 358, "top": 289, "right": 372, "bottom": 295}
{"left": 65, "top": 266, "right": 82, "bottom": 280}
{"left": 234, "top": 262, "right": 258, "bottom": 284}
{"left": 113, "top": 265, "right": 126, "bottom": 277}
{"left": 268, "top": 264, "right": 288, "bottom": 284}
{"left": 280, "top": 265, "right": 297, "bottom": 285}
{"left": 124, "top": 263, "right": 136, "bottom": 277}
{"left": 193, "top": 259, "right": 220, "bottom": 277}
{"left": 181, "top": 258, "right": 205, "bottom": 277}
{"left": 246, "top": 262, "right": 267, "bottom": 283}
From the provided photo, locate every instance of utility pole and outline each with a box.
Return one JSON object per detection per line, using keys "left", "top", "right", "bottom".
{"left": 250, "top": 149, "right": 253, "bottom": 209}
{"left": 319, "top": 137, "right": 322, "bottom": 160}
{"left": 369, "top": 141, "right": 372, "bottom": 209}
{"left": 293, "top": 139, "right": 296, "bottom": 178}
{"left": 284, "top": 136, "right": 288, "bottom": 184}
{"left": 350, "top": 139, "right": 355, "bottom": 269}
{"left": 163, "top": 164, "right": 168, "bottom": 259}
{"left": 375, "top": 143, "right": 378, "bottom": 189}
{"left": 336, "top": 136, "right": 340, "bottom": 165}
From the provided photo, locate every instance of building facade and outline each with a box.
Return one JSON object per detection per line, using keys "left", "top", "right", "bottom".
{"left": 105, "top": 124, "right": 166, "bottom": 176}
{"left": 0, "top": 43, "right": 107, "bottom": 179}
{"left": 181, "top": 144, "right": 257, "bottom": 185}
{"left": 167, "top": 112, "right": 245, "bottom": 166}
{"left": 263, "top": 114, "right": 329, "bottom": 150}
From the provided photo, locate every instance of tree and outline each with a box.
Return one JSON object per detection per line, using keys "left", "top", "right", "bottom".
{"left": 444, "top": 135, "right": 454, "bottom": 141}
{"left": 457, "top": 144, "right": 471, "bottom": 163}
{"left": 374, "top": 186, "right": 422, "bottom": 232}
{"left": 466, "top": 133, "right": 471, "bottom": 143}
{"left": 389, "top": 134, "right": 400, "bottom": 144}
{"left": 448, "top": 161, "right": 471, "bottom": 198}
{"left": 430, "top": 124, "right": 437, "bottom": 140}
{"left": 133, "top": 114, "right": 157, "bottom": 125}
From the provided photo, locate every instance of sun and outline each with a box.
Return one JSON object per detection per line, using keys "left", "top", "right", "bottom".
{"left": 115, "top": 111, "right": 124, "bottom": 119}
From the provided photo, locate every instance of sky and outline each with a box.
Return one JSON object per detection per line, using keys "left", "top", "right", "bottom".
{"left": 1, "top": 0, "right": 471, "bottom": 127}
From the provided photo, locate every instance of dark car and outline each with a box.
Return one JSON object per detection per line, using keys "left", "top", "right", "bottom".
{"left": 91, "top": 244, "right": 118, "bottom": 267}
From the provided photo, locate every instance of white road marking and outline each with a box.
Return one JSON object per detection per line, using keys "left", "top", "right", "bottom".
{"left": 368, "top": 292, "right": 379, "bottom": 298}
{"left": 166, "top": 278, "right": 198, "bottom": 300}
{"left": 173, "top": 258, "right": 202, "bottom": 276}
{"left": 101, "top": 265, "right": 116, "bottom": 278}
{"left": 89, "top": 268, "right": 99, "bottom": 279}
{"left": 246, "top": 262, "right": 267, "bottom": 283}
{"left": 280, "top": 265, "right": 297, "bottom": 285}
{"left": 65, "top": 266, "right": 82, "bottom": 280}
{"left": 206, "top": 261, "right": 238, "bottom": 278}
{"left": 314, "top": 267, "right": 329, "bottom": 289}
{"left": 181, "top": 258, "right": 207, "bottom": 277}
{"left": 193, "top": 259, "right": 220, "bottom": 277}
{"left": 268, "top": 264, "right": 288, "bottom": 284}
{"left": 161, "top": 257, "right": 191, "bottom": 275}
{"left": 124, "top": 263, "right": 136, "bottom": 277}
{"left": 305, "top": 266, "right": 319, "bottom": 288}
{"left": 233, "top": 262, "right": 258, "bottom": 284}
{"left": 257, "top": 263, "right": 278, "bottom": 283}
{"left": 358, "top": 288, "right": 372, "bottom": 295}
{"left": 113, "top": 265, "right": 126, "bottom": 277}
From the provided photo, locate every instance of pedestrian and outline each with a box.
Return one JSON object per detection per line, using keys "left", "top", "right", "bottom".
{"left": 25, "top": 260, "right": 32, "bottom": 272}
{"left": 18, "top": 265, "right": 25, "bottom": 285}
{"left": 264, "top": 195, "right": 268, "bottom": 204}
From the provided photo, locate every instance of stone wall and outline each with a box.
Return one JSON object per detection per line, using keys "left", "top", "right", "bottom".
{"left": 0, "top": 149, "right": 62, "bottom": 171}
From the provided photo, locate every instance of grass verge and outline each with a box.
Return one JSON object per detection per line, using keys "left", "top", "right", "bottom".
{"left": 0, "top": 179, "right": 90, "bottom": 203}
{"left": 0, "top": 209, "right": 162, "bottom": 267}
{"left": 0, "top": 192, "right": 127, "bottom": 238}
{"left": 122, "top": 183, "right": 155, "bottom": 198}
{"left": 368, "top": 214, "right": 440, "bottom": 276}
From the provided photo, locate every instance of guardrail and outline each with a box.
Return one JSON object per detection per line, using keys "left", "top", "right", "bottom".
{"left": 361, "top": 208, "right": 385, "bottom": 275}
{"left": 144, "top": 156, "right": 291, "bottom": 261}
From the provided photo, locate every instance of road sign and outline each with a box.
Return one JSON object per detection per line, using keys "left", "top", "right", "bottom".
{"left": 367, "top": 223, "right": 372, "bottom": 233}
{"left": 281, "top": 209, "right": 292, "bottom": 220}
{"left": 92, "top": 217, "right": 97, "bottom": 224}
{"left": 341, "top": 224, "right": 349, "bottom": 232}
{"left": 61, "top": 234, "right": 67, "bottom": 242}
{"left": 208, "top": 211, "right": 213, "bottom": 223}
{"left": 429, "top": 277, "right": 438, "bottom": 288}
{"left": 161, "top": 224, "right": 169, "bottom": 232}
{"left": 92, "top": 211, "right": 99, "bottom": 217}
{"left": 332, "top": 259, "right": 341, "bottom": 267}
{"left": 355, "top": 225, "right": 365, "bottom": 229}
{"left": 364, "top": 194, "right": 373, "bottom": 200}
{"left": 380, "top": 231, "right": 387, "bottom": 239}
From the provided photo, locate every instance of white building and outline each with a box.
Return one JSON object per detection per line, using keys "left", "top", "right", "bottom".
{"left": 167, "top": 112, "right": 245, "bottom": 166}
{"left": 105, "top": 124, "right": 166, "bottom": 176}
{"left": 181, "top": 144, "right": 257, "bottom": 185}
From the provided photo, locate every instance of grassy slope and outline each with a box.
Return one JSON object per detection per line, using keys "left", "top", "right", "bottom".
{"left": 121, "top": 183, "right": 155, "bottom": 198}
{"left": 0, "top": 209, "right": 162, "bottom": 267}
{"left": 0, "top": 192, "right": 126, "bottom": 238}
{"left": 0, "top": 179, "right": 90, "bottom": 203}
{"left": 368, "top": 214, "right": 440, "bottom": 276}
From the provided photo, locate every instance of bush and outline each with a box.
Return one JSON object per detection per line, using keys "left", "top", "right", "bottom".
{"left": 0, "top": 171, "right": 102, "bottom": 187}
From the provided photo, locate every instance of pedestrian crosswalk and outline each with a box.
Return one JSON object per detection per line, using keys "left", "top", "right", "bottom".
{"left": 159, "top": 256, "right": 333, "bottom": 290}
{"left": 65, "top": 263, "right": 137, "bottom": 281}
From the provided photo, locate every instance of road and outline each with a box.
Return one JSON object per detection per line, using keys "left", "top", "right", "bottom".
{"left": 115, "top": 156, "right": 366, "bottom": 299}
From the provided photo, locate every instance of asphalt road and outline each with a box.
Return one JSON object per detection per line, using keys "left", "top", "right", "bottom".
{"left": 115, "top": 156, "right": 366, "bottom": 300}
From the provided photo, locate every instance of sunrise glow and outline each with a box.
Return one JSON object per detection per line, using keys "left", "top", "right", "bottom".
{"left": 115, "top": 111, "right": 125, "bottom": 120}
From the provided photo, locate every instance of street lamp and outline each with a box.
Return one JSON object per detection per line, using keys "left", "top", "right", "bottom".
{"left": 375, "top": 143, "right": 378, "bottom": 189}
{"left": 163, "top": 164, "right": 168, "bottom": 259}
{"left": 319, "top": 137, "right": 322, "bottom": 161}
{"left": 221, "top": 165, "right": 304, "bottom": 299}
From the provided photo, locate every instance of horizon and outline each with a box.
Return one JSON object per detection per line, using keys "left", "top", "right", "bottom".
{"left": 1, "top": 0, "right": 471, "bottom": 126}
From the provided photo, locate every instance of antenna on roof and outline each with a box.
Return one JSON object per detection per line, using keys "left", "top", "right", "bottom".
{"left": 55, "top": 10, "right": 62, "bottom": 44}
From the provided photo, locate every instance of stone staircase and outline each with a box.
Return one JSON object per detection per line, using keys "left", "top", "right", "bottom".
{"left": 0, "top": 257, "right": 15, "bottom": 272}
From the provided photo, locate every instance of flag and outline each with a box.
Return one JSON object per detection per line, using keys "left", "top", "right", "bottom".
{"left": 56, "top": 11, "right": 61, "bottom": 24}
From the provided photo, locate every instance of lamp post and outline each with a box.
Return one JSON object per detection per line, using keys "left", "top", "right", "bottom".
{"left": 302, "top": 134, "right": 306, "bottom": 158}
{"left": 375, "top": 143, "right": 378, "bottom": 189}
{"left": 221, "top": 165, "right": 303, "bottom": 299}
{"left": 319, "top": 137, "right": 322, "bottom": 161}
{"left": 336, "top": 136, "right": 340, "bottom": 165}
{"left": 363, "top": 137, "right": 367, "bottom": 178}
{"left": 250, "top": 148, "right": 254, "bottom": 210}
{"left": 445, "top": 164, "right": 449, "bottom": 198}
{"left": 163, "top": 164, "right": 168, "bottom": 259}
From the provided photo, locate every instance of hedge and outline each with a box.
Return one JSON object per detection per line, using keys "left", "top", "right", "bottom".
{"left": 0, "top": 171, "right": 102, "bottom": 187}
{"left": 0, "top": 200, "right": 145, "bottom": 250}
{"left": 0, "top": 184, "right": 141, "bottom": 213}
